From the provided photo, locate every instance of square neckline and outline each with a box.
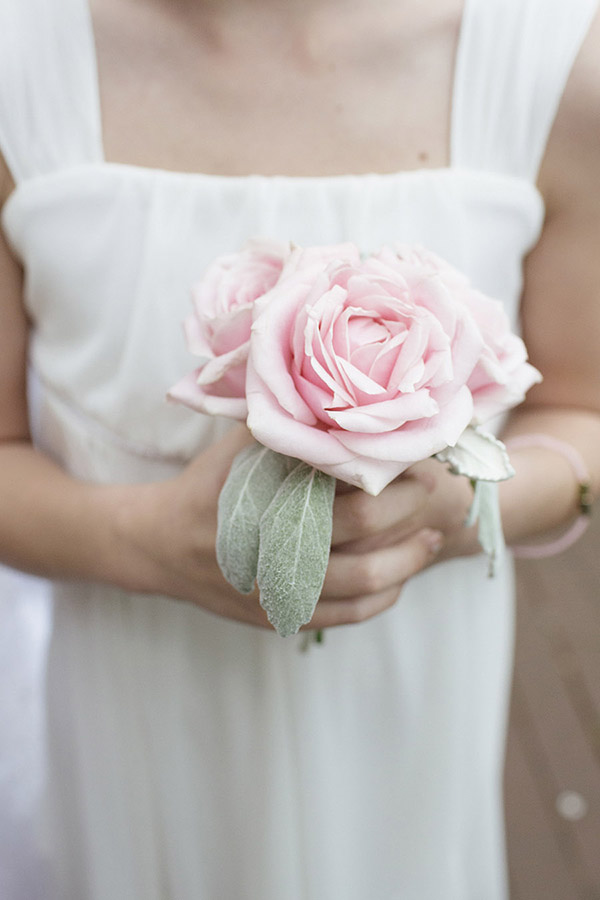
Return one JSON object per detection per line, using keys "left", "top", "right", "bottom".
{"left": 82, "top": 0, "right": 473, "bottom": 183}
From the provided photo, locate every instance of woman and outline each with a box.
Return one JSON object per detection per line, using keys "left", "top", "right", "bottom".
{"left": 1, "top": 0, "right": 599, "bottom": 897}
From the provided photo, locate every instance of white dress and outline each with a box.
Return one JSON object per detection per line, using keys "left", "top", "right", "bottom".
{"left": 0, "top": 1, "right": 596, "bottom": 898}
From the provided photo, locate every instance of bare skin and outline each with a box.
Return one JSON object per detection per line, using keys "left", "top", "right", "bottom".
{"left": 1, "top": 0, "right": 600, "bottom": 630}
{"left": 90, "top": 0, "right": 460, "bottom": 176}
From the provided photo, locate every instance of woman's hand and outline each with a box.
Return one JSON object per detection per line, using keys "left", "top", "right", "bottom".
{"left": 114, "top": 426, "right": 274, "bottom": 628}
{"left": 315, "top": 459, "right": 477, "bottom": 627}
{"left": 117, "top": 429, "right": 453, "bottom": 630}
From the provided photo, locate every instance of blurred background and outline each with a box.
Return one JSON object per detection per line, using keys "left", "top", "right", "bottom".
{"left": 1, "top": 516, "right": 599, "bottom": 900}
{"left": 506, "top": 513, "right": 600, "bottom": 899}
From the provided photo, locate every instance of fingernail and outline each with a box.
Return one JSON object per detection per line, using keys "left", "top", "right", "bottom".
{"left": 421, "top": 528, "right": 444, "bottom": 555}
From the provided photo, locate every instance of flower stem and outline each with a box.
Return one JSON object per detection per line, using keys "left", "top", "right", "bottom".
{"left": 300, "top": 628, "right": 326, "bottom": 652}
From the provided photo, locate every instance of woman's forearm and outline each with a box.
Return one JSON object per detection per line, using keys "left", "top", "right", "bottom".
{"left": 0, "top": 440, "right": 150, "bottom": 587}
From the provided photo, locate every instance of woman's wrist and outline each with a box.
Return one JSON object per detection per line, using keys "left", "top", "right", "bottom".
{"left": 496, "top": 440, "right": 591, "bottom": 558}
{"left": 436, "top": 421, "right": 596, "bottom": 563}
{"left": 502, "top": 434, "right": 593, "bottom": 557}
{"left": 101, "top": 479, "right": 180, "bottom": 595}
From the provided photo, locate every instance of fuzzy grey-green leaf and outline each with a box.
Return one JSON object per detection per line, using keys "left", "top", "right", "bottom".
{"left": 216, "top": 444, "right": 295, "bottom": 593}
{"left": 436, "top": 426, "right": 515, "bottom": 482}
{"left": 469, "top": 480, "right": 505, "bottom": 577}
{"left": 257, "top": 464, "right": 336, "bottom": 637}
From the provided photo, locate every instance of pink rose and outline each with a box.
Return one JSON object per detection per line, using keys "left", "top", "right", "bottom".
{"left": 168, "top": 239, "right": 291, "bottom": 419}
{"left": 246, "top": 253, "right": 485, "bottom": 495}
{"left": 376, "top": 244, "right": 542, "bottom": 423}
{"left": 455, "top": 290, "right": 542, "bottom": 422}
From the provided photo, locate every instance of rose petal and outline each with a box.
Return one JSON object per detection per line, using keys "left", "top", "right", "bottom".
{"left": 326, "top": 389, "right": 439, "bottom": 433}
{"left": 320, "top": 455, "right": 411, "bottom": 495}
{"left": 209, "top": 306, "right": 254, "bottom": 356}
{"left": 335, "top": 385, "right": 473, "bottom": 461}
{"left": 250, "top": 280, "right": 321, "bottom": 426}
{"left": 183, "top": 313, "right": 212, "bottom": 358}
{"left": 281, "top": 243, "right": 362, "bottom": 279}
{"left": 246, "top": 367, "right": 357, "bottom": 466}
{"left": 197, "top": 341, "right": 250, "bottom": 386}
{"left": 310, "top": 304, "right": 357, "bottom": 401}
{"left": 471, "top": 362, "right": 542, "bottom": 423}
{"left": 167, "top": 371, "right": 248, "bottom": 420}
{"left": 293, "top": 372, "right": 338, "bottom": 423}
{"left": 336, "top": 357, "right": 387, "bottom": 396}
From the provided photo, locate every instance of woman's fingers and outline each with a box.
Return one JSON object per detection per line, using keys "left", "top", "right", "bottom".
{"left": 308, "top": 529, "right": 441, "bottom": 628}
{"left": 298, "top": 529, "right": 442, "bottom": 629}
{"left": 304, "top": 586, "right": 403, "bottom": 629}
{"left": 322, "top": 527, "right": 444, "bottom": 600}
{"left": 331, "top": 475, "right": 432, "bottom": 547}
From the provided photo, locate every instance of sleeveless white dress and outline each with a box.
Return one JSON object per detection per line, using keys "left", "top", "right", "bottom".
{"left": 0, "top": 1, "right": 596, "bottom": 898}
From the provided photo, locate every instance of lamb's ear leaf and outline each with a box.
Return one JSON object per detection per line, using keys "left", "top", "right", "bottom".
{"left": 436, "top": 426, "right": 515, "bottom": 482}
{"left": 466, "top": 480, "right": 505, "bottom": 577}
{"left": 257, "top": 464, "right": 335, "bottom": 637}
{"left": 437, "top": 427, "right": 515, "bottom": 577}
{"left": 216, "top": 444, "right": 296, "bottom": 594}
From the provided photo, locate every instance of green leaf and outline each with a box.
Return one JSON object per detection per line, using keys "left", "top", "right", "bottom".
{"left": 216, "top": 444, "right": 296, "bottom": 593}
{"left": 257, "top": 464, "right": 336, "bottom": 637}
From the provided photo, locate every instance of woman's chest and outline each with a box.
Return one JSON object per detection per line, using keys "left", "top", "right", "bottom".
{"left": 90, "top": 0, "right": 463, "bottom": 177}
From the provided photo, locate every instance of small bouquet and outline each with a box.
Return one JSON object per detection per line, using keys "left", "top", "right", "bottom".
{"left": 169, "top": 240, "right": 541, "bottom": 636}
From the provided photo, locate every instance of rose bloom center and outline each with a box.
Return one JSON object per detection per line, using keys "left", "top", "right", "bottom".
{"left": 293, "top": 292, "right": 441, "bottom": 431}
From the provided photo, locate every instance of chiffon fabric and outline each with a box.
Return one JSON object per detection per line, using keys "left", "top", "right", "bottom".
{"left": 0, "top": 0, "right": 597, "bottom": 897}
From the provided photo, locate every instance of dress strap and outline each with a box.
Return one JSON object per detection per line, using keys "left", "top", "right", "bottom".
{"left": 451, "top": 0, "right": 599, "bottom": 181}
{"left": 0, "top": 0, "right": 102, "bottom": 183}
